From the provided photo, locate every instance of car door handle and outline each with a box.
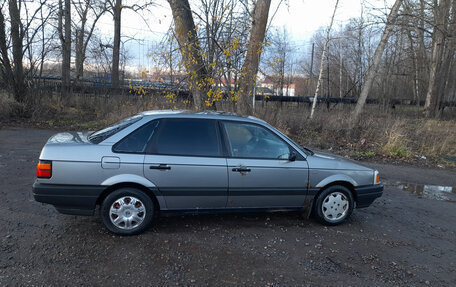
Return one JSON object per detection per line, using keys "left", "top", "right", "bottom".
{"left": 149, "top": 164, "right": 171, "bottom": 170}
{"left": 232, "top": 167, "right": 251, "bottom": 172}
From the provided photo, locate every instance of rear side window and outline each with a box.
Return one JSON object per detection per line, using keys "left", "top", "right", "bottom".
{"left": 88, "top": 114, "right": 143, "bottom": 144}
{"left": 113, "top": 120, "right": 159, "bottom": 153}
{"left": 152, "top": 119, "right": 221, "bottom": 157}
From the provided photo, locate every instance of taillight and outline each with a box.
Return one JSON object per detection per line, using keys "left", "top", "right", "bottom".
{"left": 37, "top": 160, "right": 52, "bottom": 178}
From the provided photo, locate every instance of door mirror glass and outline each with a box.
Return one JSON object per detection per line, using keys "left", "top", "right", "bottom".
{"left": 289, "top": 151, "right": 297, "bottom": 161}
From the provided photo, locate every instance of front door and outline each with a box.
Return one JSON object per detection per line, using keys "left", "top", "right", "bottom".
{"left": 222, "top": 121, "right": 308, "bottom": 208}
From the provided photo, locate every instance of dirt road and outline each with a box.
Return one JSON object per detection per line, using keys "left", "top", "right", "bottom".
{"left": 0, "top": 128, "right": 455, "bottom": 286}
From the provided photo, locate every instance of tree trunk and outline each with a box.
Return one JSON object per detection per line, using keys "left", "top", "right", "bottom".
{"left": 0, "top": 8, "right": 14, "bottom": 91}
{"left": 310, "top": 0, "right": 339, "bottom": 119}
{"left": 9, "top": 0, "right": 25, "bottom": 103}
{"left": 75, "top": 2, "right": 105, "bottom": 81}
{"left": 406, "top": 29, "right": 420, "bottom": 105}
{"left": 75, "top": 6, "right": 88, "bottom": 80}
{"left": 236, "top": 0, "right": 271, "bottom": 115}
{"left": 60, "top": 0, "right": 71, "bottom": 96}
{"left": 424, "top": 0, "right": 450, "bottom": 118}
{"left": 167, "top": 0, "right": 209, "bottom": 109}
{"left": 111, "top": 0, "right": 121, "bottom": 89}
{"left": 352, "top": 0, "right": 403, "bottom": 123}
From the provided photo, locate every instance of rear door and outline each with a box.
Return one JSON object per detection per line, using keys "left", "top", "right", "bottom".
{"left": 143, "top": 118, "right": 228, "bottom": 210}
{"left": 222, "top": 121, "right": 309, "bottom": 208}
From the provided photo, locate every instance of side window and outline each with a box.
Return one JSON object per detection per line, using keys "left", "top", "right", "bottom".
{"left": 223, "top": 121, "right": 290, "bottom": 159}
{"left": 113, "top": 120, "right": 159, "bottom": 153}
{"left": 153, "top": 119, "right": 221, "bottom": 157}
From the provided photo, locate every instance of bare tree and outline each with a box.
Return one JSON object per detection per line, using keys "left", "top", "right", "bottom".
{"left": 424, "top": 0, "right": 455, "bottom": 118}
{"left": 0, "top": 6, "right": 14, "bottom": 92}
{"left": 110, "top": 0, "right": 121, "bottom": 89}
{"left": 73, "top": 0, "right": 107, "bottom": 80}
{"left": 309, "top": 0, "right": 339, "bottom": 119}
{"left": 105, "top": 0, "right": 154, "bottom": 89}
{"left": 264, "top": 27, "right": 292, "bottom": 96}
{"left": 193, "top": 0, "right": 250, "bottom": 94}
{"left": 167, "top": 0, "right": 210, "bottom": 109}
{"left": 58, "top": 0, "right": 72, "bottom": 96}
{"left": 0, "top": 0, "right": 45, "bottom": 102}
{"left": 237, "top": 0, "right": 271, "bottom": 115}
{"left": 352, "top": 0, "right": 403, "bottom": 123}
{"left": 8, "top": 0, "right": 26, "bottom": 102}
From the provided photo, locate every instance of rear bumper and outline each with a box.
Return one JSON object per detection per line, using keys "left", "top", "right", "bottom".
{"left": 354, "top": 184, "right": 383, "bottom": 208}
{"left": 33, "top": 182, "right": 105, "bottom": 216}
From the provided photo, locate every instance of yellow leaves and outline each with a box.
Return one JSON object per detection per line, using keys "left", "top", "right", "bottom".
{"left": 232, "top": 37, "right": 241, "bottom": 50}
{"left": 205, "top": 88, "right": 224, "bottom": 107}
{"left": 164, "top": 91, "right": 176, "bottom": 104}
{"left": 129, "top": 80, "right": 148, "bottom": 98}
{"left": 223, "top": 49, "right": 231, "bottom": 58}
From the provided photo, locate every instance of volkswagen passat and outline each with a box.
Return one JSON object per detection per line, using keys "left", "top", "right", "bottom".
{"left": 33, "top": 110, "right": 383, "bottom": 235}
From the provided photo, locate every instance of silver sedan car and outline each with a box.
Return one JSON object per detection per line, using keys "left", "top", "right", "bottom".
{"left": 33, "top": 110, "right": 383, "bottom": 235}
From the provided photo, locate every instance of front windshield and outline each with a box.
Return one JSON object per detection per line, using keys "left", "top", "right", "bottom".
{"left": 274, "top": 127, "right": 313, "bottom": 155}
{"left": 88, "top": 114, "right": 143, "bottom": 144}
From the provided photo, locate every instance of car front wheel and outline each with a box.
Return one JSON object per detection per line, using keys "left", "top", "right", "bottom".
{"left": 314, "top": 185, "right": 354, "bottom": 225}
{"left": 101, "top": 188, "right": 155, "bottom": 235}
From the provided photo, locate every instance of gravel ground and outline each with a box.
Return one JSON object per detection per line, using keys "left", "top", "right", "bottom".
{"left": 0, "top": 128, "right": 455, "bottom": 286}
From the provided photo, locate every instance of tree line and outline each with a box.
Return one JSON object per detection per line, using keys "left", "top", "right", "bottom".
{"left": 0, "top": 0, "right": 455, "bottom": 119}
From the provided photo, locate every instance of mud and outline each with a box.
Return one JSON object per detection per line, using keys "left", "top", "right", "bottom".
{"left": 1, "top": 128, "right": 455, "bottom": 286}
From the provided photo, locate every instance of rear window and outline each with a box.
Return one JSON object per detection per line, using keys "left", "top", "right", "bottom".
{"left": 152, "top": 119, "right": 221, "bottom": 157}
{"left": 88, "top": 115, "right": 143, "bottom": 144}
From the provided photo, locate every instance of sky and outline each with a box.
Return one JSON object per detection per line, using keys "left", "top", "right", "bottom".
{"left": 94, "top": 0, "right": 390, "bottom": 70}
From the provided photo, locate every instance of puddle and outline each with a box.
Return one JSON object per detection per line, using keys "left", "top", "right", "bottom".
{"left": 385, "top": 181, "right": 456, "bottom": 202}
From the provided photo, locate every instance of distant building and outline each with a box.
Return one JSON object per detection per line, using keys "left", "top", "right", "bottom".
{"left": 281, "top": 83, "right": 295, "bottom": 97}
{"left": 260, "top": 76, "right": 296, "bottom": 96}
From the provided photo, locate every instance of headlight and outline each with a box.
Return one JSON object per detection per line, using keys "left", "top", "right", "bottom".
{"left": 374, "top": 170, "right": 380, "bottom": 184}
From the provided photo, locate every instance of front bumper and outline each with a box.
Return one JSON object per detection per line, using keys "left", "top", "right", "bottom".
{"left": 354, "top": 184, "right": 384, "bottom": 208}
{"left": 33, "top": 182, "right": 105, "bottom": 216}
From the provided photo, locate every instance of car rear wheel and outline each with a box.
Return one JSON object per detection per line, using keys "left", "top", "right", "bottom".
{"left": 314, "top": 185, "right": 354, "bottom": 225}
{"left": 101, "top": 188, "right": 154, "bottom": 235}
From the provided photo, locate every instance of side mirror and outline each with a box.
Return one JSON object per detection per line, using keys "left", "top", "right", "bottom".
{"left": 289, "top": 151, "right": 297, "bottom": 161}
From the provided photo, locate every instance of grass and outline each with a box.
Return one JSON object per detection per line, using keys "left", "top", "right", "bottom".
{"left": 1, "top": 90, "right": 456, "bottom": 167}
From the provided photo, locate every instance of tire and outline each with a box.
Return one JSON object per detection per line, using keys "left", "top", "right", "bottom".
{"left": 313, "top": 185, "right": 354, "bottom": 225}
{"left": 101, "top": 187, "right": 155, "bottom": 235}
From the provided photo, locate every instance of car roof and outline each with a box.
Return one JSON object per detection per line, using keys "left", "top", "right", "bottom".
{"left": 140, "top": 110, "right": 267, "bottom": 124}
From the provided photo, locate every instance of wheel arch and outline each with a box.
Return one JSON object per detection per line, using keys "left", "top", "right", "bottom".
{"left": 317, "top": 181, "right": 356, "bottom": 202}
{"left": 97, "top": 182, "right": 163, "bottom": 212}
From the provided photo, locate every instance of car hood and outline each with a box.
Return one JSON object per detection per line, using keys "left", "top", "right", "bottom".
{"left": 307, "top": 150, "right": 372, "bottom": 171}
